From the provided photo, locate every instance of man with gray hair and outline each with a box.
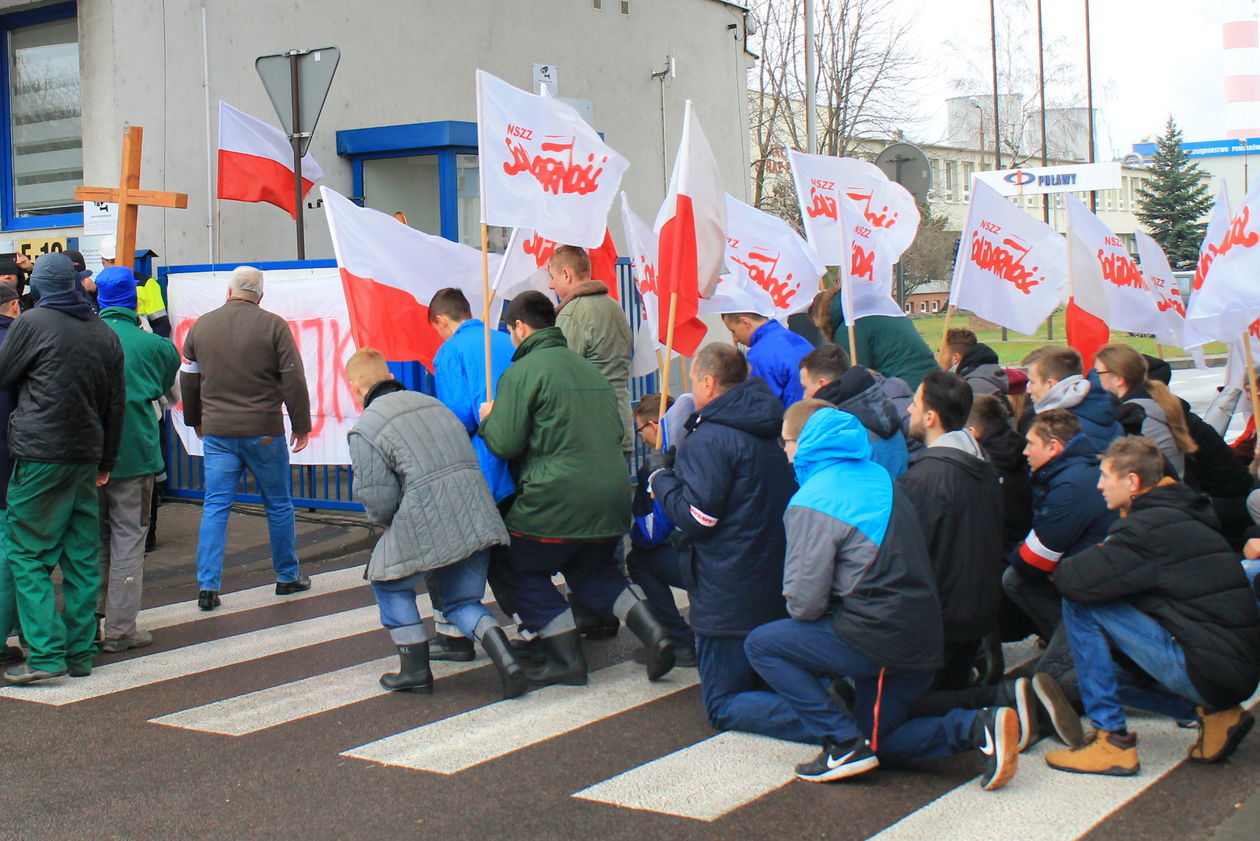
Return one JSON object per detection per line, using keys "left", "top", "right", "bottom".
{"left": 181, "top": 266, "right": 312, "bottom": 611}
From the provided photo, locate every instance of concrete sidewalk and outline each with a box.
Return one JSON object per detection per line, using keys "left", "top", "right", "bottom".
{"left": 140, "top": 497, "right": 377, "bottom": 605}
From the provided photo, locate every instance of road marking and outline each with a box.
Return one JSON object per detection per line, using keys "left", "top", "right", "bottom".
{"left": 573, "top": 732, "right": 816, "bottom": 821}
{"left": 150, "top": 655, "right": 486, "bottom": 735}
{"left": 137, "top": 565, "right": 368, "bottom": 631}
{"left": 0, "top": 606, "right": 382, "bottom": 706}
{"left": 341, "top": 662, "right": 700, "bottom": 774}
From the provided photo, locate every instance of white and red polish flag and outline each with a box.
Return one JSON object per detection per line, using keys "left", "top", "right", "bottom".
{"left": 836, "top": 190, "right": 911, "bottom": 321}
{"left": 948, "top": 181, "right": 1066, "bottom": 335}
{"left": 1133, "top": 231, "right": 1190, "bottom": 348}
{"left": 654, "top": 100, "right": 726, "bottom": 357}
{"left": 491, "top": 226, "right": 620, "bottom": 309}
{"left": 620, "top": 193, "right": 676, "bottom": 377}
{"left": 476, "top": 70, "right": 629, "bottom": 248}
{"left": 217, "top": 101, "right": 322, "bottom": 219}
{"left": 322, "top": 186, "right": 500, "bottom": 371}
{"left": 723, "top": 194, "right": 824, "bottom": 318}
{"left": 787, "top": 150, "right": 919, "bottom": 266}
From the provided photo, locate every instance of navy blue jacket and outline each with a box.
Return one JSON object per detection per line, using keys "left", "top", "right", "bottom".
{"left": 650, "top": 378, "right": 795, "bottom": 637}
{"left": 1072, "top": 371, "right": 1124, "bottom": 452}
{"left": 747, "top": 319, "right": 814, "bottom": 407}
{"left": 1009, "top": 434, "right": 1116, "bottom": 579}
{"left": 814, "top": 365, "right": 909, "bottom": 478}
{"left": 0, "top": 313, "right": 14, "bottom": 507}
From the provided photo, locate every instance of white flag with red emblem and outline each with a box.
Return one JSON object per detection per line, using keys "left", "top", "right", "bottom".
{"left": 476, "top": 70, "right": 628, "bottom": 247}
{"left": 787, "top": 150, "right": 919, "bottom": 266}
{"left": 836, "top": 191, "right": 909, "bottom": 321}
{"left": 621, "top": 193, "right": 690, "bottom": 376}
{"left": 491, "top": 227, "right": 619, "bottom": 308}
{"left": 948, "top": 180, "right": 1066, "bottom": 335}
{"left": 1184, "top": 184, "right": 1233, "bottom": 349}
{"left": 1133, "top": 231, "right": 1189, "bottom": 348}
{"left": 1187, "top": 178, "right": 1260, "bottom": 342}
{"left": 653, "top": 100, "right": 726, "bottom": 356}
{"left": 723, "top": 194, "right": 824, "bottom": 318}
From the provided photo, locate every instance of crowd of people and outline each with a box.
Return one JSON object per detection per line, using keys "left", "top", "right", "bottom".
{"left": 1, "top": 246, "right": 1259, "bottom": 791}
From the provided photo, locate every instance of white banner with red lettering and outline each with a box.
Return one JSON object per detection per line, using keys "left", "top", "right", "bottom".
{"left": 1133, "top": 231, "right": 1189, "bottom": 347}
{"left": 1187, "top": 178, "right": 1260, "bottom": 342}
{"left": 949, "top": 180, "right": 1066, "bottom": 335}
{"left": 787, "top": 150, "right": 919, "bottom": 266}
{"left": 723, "top": 194, "right": 823, "bottom": 317}
{"left": 169, "top": 269, "right": 357, "bottom": 465}
{"left": 476, "top": 70, "right": 629, "bottom": 247}
{"left": 837, "top": 191, "right": 907, "bottom": 320}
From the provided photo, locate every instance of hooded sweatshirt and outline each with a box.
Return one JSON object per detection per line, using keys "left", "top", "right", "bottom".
{"left": 815, "top": 365, "right": 910, "bottom": 478}
{"left": 1034, "top": 371, "right": 1123, "bottom": 453}
{"left": 956, "top": 342, "right": 1010, "bottom": 397}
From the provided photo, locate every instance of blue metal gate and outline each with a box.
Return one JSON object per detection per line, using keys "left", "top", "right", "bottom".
{"left": 163, "top": 258, "right": 656, "bottom": 511}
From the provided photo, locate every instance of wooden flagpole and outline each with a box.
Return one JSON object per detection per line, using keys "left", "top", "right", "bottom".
{"left": 847, "top": 319, "right": 858, "bottom": 367}
{"left": 679, "top": 356, "right": 690, "bottom": 393}
{"left": 658, "top": 292, "right": 679, "bottom": 427}
{"left": 482, "top": 222, "right": 493, "bottom": 401}
{"left": 937, "top": 305, "right": 957, "bottom": 364}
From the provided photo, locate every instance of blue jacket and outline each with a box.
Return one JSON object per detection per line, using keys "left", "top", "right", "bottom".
{"left": 785, "top": 408, "right": 943, "bottom": 671}
{"left": 814, "top": 365, "right": 909, "bottom": 478}
{"left": 632, "top": 458, "right": 675, "bottom": 549}
{"left": 747, "top": 319, "right": 814, "bottom": 407}
{"left": 433, "top": 319, "right": 516, "bottom": 503}
{"left": 1008, "top": 433, "right": 1117, "bottom": 578}
{"left": 0, "top": 313, "right": 14, "bottom": 508}
{"left": 650, "top": 378, "right": 796, "bottom": 637}
{"left": 1071, "top": 371, "right": 1124, "bottom": 452}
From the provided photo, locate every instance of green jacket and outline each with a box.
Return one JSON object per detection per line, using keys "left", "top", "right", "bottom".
{"left": 100, "top": 307, "right": 180, "bottom": 478}
{"left": 829, "top": 294, "right": 939, "bottom": 391}
{"left": 555, "top": 281, "right": 634, "bottom": 453}
{"left": 478, "top": 326, "right": 630, "bottom": 539}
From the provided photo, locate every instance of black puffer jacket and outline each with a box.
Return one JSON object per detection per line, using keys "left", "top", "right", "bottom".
{"left": 0, "top": 295, "right": 125, "bottom": 471}
{"left": 897, "top": 432, "right": 1005, "bottom": 644}
{"left": 1179, "top": 400, "right": 1253, "bottom": 499}
{"left": 651, "top": 378, "right": 795, "bottom": 637}
{"left": 1056, "top": 481, "right": 1260, "bottom": 710}
{"left": 0, "top": 313, "right": 15, "bottom": 505}
{"left": 978, "top": 422, "right": 1033, "bottom": 554}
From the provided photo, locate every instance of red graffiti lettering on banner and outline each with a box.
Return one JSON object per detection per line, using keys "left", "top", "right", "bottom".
{"left": 730, "top": 248, "right": 797, "bottom": 309}
{"left": 807, "top": 186, "right": 837, "bottom": 220}
{"left": 968, "top": 231, "right": 1041, "bottom": 295}
{"left": 635, "top": 258, "right": 659, "bottom": 298}
{"left": 726, "top": 237, "right": 740, "bottom": 249}
{"left": 1193, "top": 245, "right": 1219, "bottom": 291}
{"left": 845, "top": 189, "right": 899, "bottom": 229}
{"left": 1097, "top": 250, "right": 1147, "bottom": 290}
{"left": 1156, "top": 294, "right": 1187, "bottom": 317}
{"left": 523, "top": 232, "right": 558, "bottom": 268}
{"left": 1250, "top": 317, "right": 1260, "bottom": 340}
{"left": 851, "top": 243, "right": 875, "bottom": 282}
{"left": 284, "top": 318, "right": 355, "bottom": 440}
{"left": 506, "top": 124, "right": 534, "bottom": 140}
{"left": 503, "top": 134, "right": 606, "bottom": 195}
{"left": 810, "top": 178, "right": 835, "bottom": 190}
{"left": 980, "top": 220, "right": 1002, "bottom": 234}
{"left": 1213, "top": 205, "right": 1260, "bottom": 263}
{"left": 1103, "top": 236, "right": 1123, "bottom": 248}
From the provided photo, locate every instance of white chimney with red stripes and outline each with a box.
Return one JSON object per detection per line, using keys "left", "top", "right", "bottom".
{"left": 1225, "top": 1, "right": 1260, "bottom": 139}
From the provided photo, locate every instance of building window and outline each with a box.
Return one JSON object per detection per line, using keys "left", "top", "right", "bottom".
{"left": 931, "top": 300, "right": 940, "bottom": 313}
{"left": 945, "top": 161, "right": 958, "bottom": 200}
{"left": 620, "top": 0, "right": 630, "bottom": 13}
{"left": 904, "top": 302, "right": 912, "bottom": 314}
{"left": 919, "top": 301, "right": 927, "bottom": 313}
{"left": 593, "top": 0, "right": 602, "bottom": 8}
{"left": 0, "top": 3, "right": 80, "bottom": 231}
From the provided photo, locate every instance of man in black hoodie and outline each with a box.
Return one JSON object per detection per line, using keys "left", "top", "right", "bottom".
{"left": 1046, "top": 436, "right": 1260, "bottom": 776}
{"left": 898, "top": 371, "right": 1005, "bottom": 690}
{"left": 0, "top": 253, "right": 125, "bottom": 684}
{"left": 648, "top": 343, "right": 805, "bottom": 741}
{"left": 941, "top": 328, "right": 1010, "bottom": 402}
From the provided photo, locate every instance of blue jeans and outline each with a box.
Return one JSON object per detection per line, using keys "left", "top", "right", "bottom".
{"left": 626, "top": 544, "right": 693, "bottom": 646}
{"left": 195, "top": 435, "right": 300, "bottom": 590}
{"left": 745, "top": 617, "right": 976, "bottom": 764}
{"left": 372, "top": 551, "right": 493, "bottom": 642}
{"left": 1062, "top": 599, "right": 1206, "bottom": 732}
{"left": 694, "top": 633, "right": 816, "bottom": 744}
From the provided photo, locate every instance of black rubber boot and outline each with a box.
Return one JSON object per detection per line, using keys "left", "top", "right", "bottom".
{"left": 379, "top": 643, "right": 433, "bottom": 693}
{"left": 482, "top": 627, "right": 529, "bottom": 699}
{"left": 524, "top": 629, "right": 588, "bottom": 687}
{"left": 625, "top": 601, "right": 676, "bottom": 681}
{"left": 571, "top": 594, "right": 620, "bottom": 640}
{"left": 430, "top": 633, "right": 476, "bottom": 662}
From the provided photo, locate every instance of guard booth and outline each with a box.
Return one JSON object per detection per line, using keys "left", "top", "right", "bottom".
{"left": 160, "top": 258, "right": 656, "bottom": 513}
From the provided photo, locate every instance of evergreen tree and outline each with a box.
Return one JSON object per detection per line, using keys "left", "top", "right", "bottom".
{"left": 1135, "top": 116, "right": 1213, "bottom": 269}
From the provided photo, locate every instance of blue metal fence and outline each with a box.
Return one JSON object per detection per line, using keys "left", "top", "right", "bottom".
{"left": 163, "top": 258, "right": 655, "bottom": 511}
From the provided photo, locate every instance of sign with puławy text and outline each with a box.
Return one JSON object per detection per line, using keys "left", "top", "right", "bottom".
{"left": 973, "top": 162, "right": 1121, "bottom": 197}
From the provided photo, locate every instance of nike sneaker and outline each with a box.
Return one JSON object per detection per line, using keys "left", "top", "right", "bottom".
{"left": 794, "top": 737, "right": 879, "bottom": 783}
{"left": 972, "top": 706, "right": 1020, "bottom": 791}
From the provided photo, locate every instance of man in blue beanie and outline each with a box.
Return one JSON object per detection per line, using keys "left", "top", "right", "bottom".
{"left": 0, "top": 253, "right": 125, "bottom": 684}
{"left": 94, "top": 267, "right": 179, "bottom": 652}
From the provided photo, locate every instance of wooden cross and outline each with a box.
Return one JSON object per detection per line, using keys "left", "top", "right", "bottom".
{"left": 74, "top": 125, "right": 188, "bottom": 271}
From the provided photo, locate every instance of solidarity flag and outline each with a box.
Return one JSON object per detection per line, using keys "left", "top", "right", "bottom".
{"left": 476, "top": 70, "right": 629, "bottom": 248}
{"left": 1185, "top": 183, "right": 1259, "bottom": 343}
{"left": 492, "top": 226, "right": 619, "bottom": 308}
{"left": 654, "top": 100, "right": 726, "bottom": 357}
{"left": 723, "top": 194, "right": 824, "bottom": 318}
{"left": 699, "top": 273, "right": 778, "bottom": 319}
{"left": 787, "top": 150, "right": 919, "bottom": 266}
{"left": 1133, "top": 231, "right": 1189, "bottom": 348}
{"left": 948, "top": 181, "right": 1066, "bottom": 335}
{"left": 836, "top": 190, "right": 911, "bottom": 321}
{"left": 217, "top": 101, "right": 322, "bottom": 219}
{"left": 322, "top": 187, "right": 498, "bottom": 371}
{"left": 620, "top": 193, "right": 676, "bottom": 377}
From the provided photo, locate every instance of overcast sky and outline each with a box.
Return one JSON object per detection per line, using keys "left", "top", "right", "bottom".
{"left": 899, "top": 0, "right": 1248, "bottom": 155}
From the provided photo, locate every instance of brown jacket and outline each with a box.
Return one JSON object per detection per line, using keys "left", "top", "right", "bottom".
{"left": 180, "top": 298, "right": 311, "bottom": 438}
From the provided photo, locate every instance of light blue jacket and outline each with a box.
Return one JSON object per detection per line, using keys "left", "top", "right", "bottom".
{"left": 433, "top": 319, "right": 516, "bottom": 502}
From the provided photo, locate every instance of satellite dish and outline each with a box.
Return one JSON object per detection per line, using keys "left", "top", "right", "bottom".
{"left": 875, "top": 143, "right": 931, "bottom": 203}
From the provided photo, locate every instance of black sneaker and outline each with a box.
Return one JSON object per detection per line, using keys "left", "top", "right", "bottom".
{"left": 0, "top": 645, "right": 24, "bottom": 666}
{"left": 429, "top": 634, "right": 476, "bottom": 662}
{"left": 275, "top": 576, "right": 312, "bottom": 596}
{"left": 972, "top": 706, "right": 1020, "bottom": 791}
{"left": 197, "top": 590, "right": 221, "bottom": 611}
{"left": 1032, "top": 673, "right": 1085, "bottom": 749}
{"left": 1008, "top": 677, "right": 1038, "bottom": 752}
{"left": 794, "top": 737, "right": 879, "bottom": 783}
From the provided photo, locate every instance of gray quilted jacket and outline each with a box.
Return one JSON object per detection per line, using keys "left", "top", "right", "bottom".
{"left": 348, "top": 380, "right": 508, "bottom": 582}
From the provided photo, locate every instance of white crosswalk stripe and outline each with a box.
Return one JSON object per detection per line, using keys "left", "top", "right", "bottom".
{"left": 0, "top": 605, "right": 381, "bottom": 706}
{"left": 341, "top": 662, "right": 700, "bottom": 774}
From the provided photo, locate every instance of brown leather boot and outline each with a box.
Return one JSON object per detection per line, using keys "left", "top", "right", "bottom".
{"left": 1189, "top": 706, "right": 1255, "bottom": 763}
{"left": 1045, "top": 729, "right": 1139, "bottom": 776}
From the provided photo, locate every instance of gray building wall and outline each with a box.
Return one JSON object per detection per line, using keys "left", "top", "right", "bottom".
{"left": 19, "top": 0, "right": 753, "bottom": 264}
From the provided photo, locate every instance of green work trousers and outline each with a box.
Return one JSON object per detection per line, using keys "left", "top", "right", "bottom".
{"left": 5, "top": 460, "right": 100, "bottom": 673}
{"left": 0, "top": 510, "right": 18, "bottom": 642}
